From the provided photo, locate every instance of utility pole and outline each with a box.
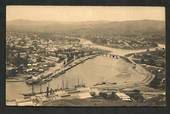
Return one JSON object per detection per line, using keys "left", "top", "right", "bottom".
{"left": 74, "top": 54, "right": 76, "bottom": 61}
{"left": 48, "top": 81, "right": 50, "bottom": 89}
{"left": 62, "top": 78, "right": 64, "bottom": 90}
{"left": 32, "top": 84, "right": 35, "bottom": 95}
{"left": 66, "top": 80, "right": 68, "bottom": 89}
{"left": 46, "top": 81, "right": 50, "bottom": 97}
{"left": 40, "top": 83, "right": 42, "bottom": 93}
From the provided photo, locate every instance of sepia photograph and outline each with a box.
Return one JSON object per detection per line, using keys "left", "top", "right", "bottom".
{"left": 6, "top": 6, "right": 166, "bottom": 106}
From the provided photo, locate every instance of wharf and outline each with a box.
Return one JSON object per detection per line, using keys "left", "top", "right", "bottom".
{"left": 6, "top": 87, "right": 92, "bottom": 106}
{"left": 25, "top": 54, "right": 99, "bottom": 85}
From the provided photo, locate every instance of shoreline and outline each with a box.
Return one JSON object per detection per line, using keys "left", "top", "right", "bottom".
{"left": 6, "top": 53, "right": 160, "bottom": 106}
{"left": 6, "top": 54, "right": 100, "bottom": 84}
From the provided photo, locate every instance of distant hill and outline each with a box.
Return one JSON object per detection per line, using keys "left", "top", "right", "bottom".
{"left": 7, "top": 19, "right": 165, "bottom": 33}
{"left": 7, "top": 19, "right": 165, "bottom": 42}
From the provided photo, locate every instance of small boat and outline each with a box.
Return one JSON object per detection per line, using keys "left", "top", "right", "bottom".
{"left": 58, "top": 70, "right": 66, "bottom": 75}
{"left": 21, "top": 93, "right": 34, "bottom": 98}
{"left": 67, "top": 90, "right": 80, "bottom": 94}
{"left": 111, "top": 82, "right": 117, "bottom": 85}
{"left": 93, "top": 82, "right": 106, "bottom": 86}
{"left": 61, "top": 93, "right": 71, "bottom": 97}
{"left": 42, "top": 77, "right": 52, "bottom": 83}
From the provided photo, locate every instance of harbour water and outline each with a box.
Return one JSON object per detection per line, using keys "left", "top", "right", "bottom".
{"left": 6, "top": 56, "right": 150, "bottom": 100}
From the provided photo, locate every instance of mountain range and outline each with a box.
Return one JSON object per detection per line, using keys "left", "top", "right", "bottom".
{"left": 7, "top": 19, "right": 165, "bottom": 42}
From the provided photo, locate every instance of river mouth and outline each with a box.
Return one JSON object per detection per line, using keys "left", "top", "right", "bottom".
{"left": 6, "top": 56, "right": 150, "bottom": 100}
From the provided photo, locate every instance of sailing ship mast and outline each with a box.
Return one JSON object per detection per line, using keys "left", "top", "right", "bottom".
{"left": 32, "top": 84, "right": 35, "bottom": 95}
{"left": 65, "top": 79, "right": 69, "bottom": 89}
{"left": 77, "top": 76, "right": 80, "bottom": 86}
{"left": 40, "top": 83, "right": 42, "bottom": 93}
{"left": 46, "top": 79, "right": 50, "bottom": 97}
{"left": 62, "top": 77, "right": 64, "bottom": 90}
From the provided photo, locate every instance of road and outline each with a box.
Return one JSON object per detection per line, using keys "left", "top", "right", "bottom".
{"left": 79, "top": 38, "right": 161, "bottom": 56}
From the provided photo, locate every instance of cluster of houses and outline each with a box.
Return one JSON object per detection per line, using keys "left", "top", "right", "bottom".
{"left": 6, "top": 32, "right": 101, "bottom": 78}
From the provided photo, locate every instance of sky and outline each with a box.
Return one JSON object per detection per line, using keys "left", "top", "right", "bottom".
{"left": 6, "top": 6, "right": 165, "bottom": 22}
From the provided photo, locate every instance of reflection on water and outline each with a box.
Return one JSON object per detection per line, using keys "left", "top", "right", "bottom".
{"left": 6, "top": 56, "right": 147, "bottom": 100}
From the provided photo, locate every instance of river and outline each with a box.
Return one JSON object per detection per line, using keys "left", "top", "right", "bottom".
{"left": 6, "top": 38, "right": 165, "bottom": 100}
{"left": 79, "top": 38, "right": 164, "bottom": 56}
{"left": 6, "top": 56, "right": 151, "bottom": 100}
